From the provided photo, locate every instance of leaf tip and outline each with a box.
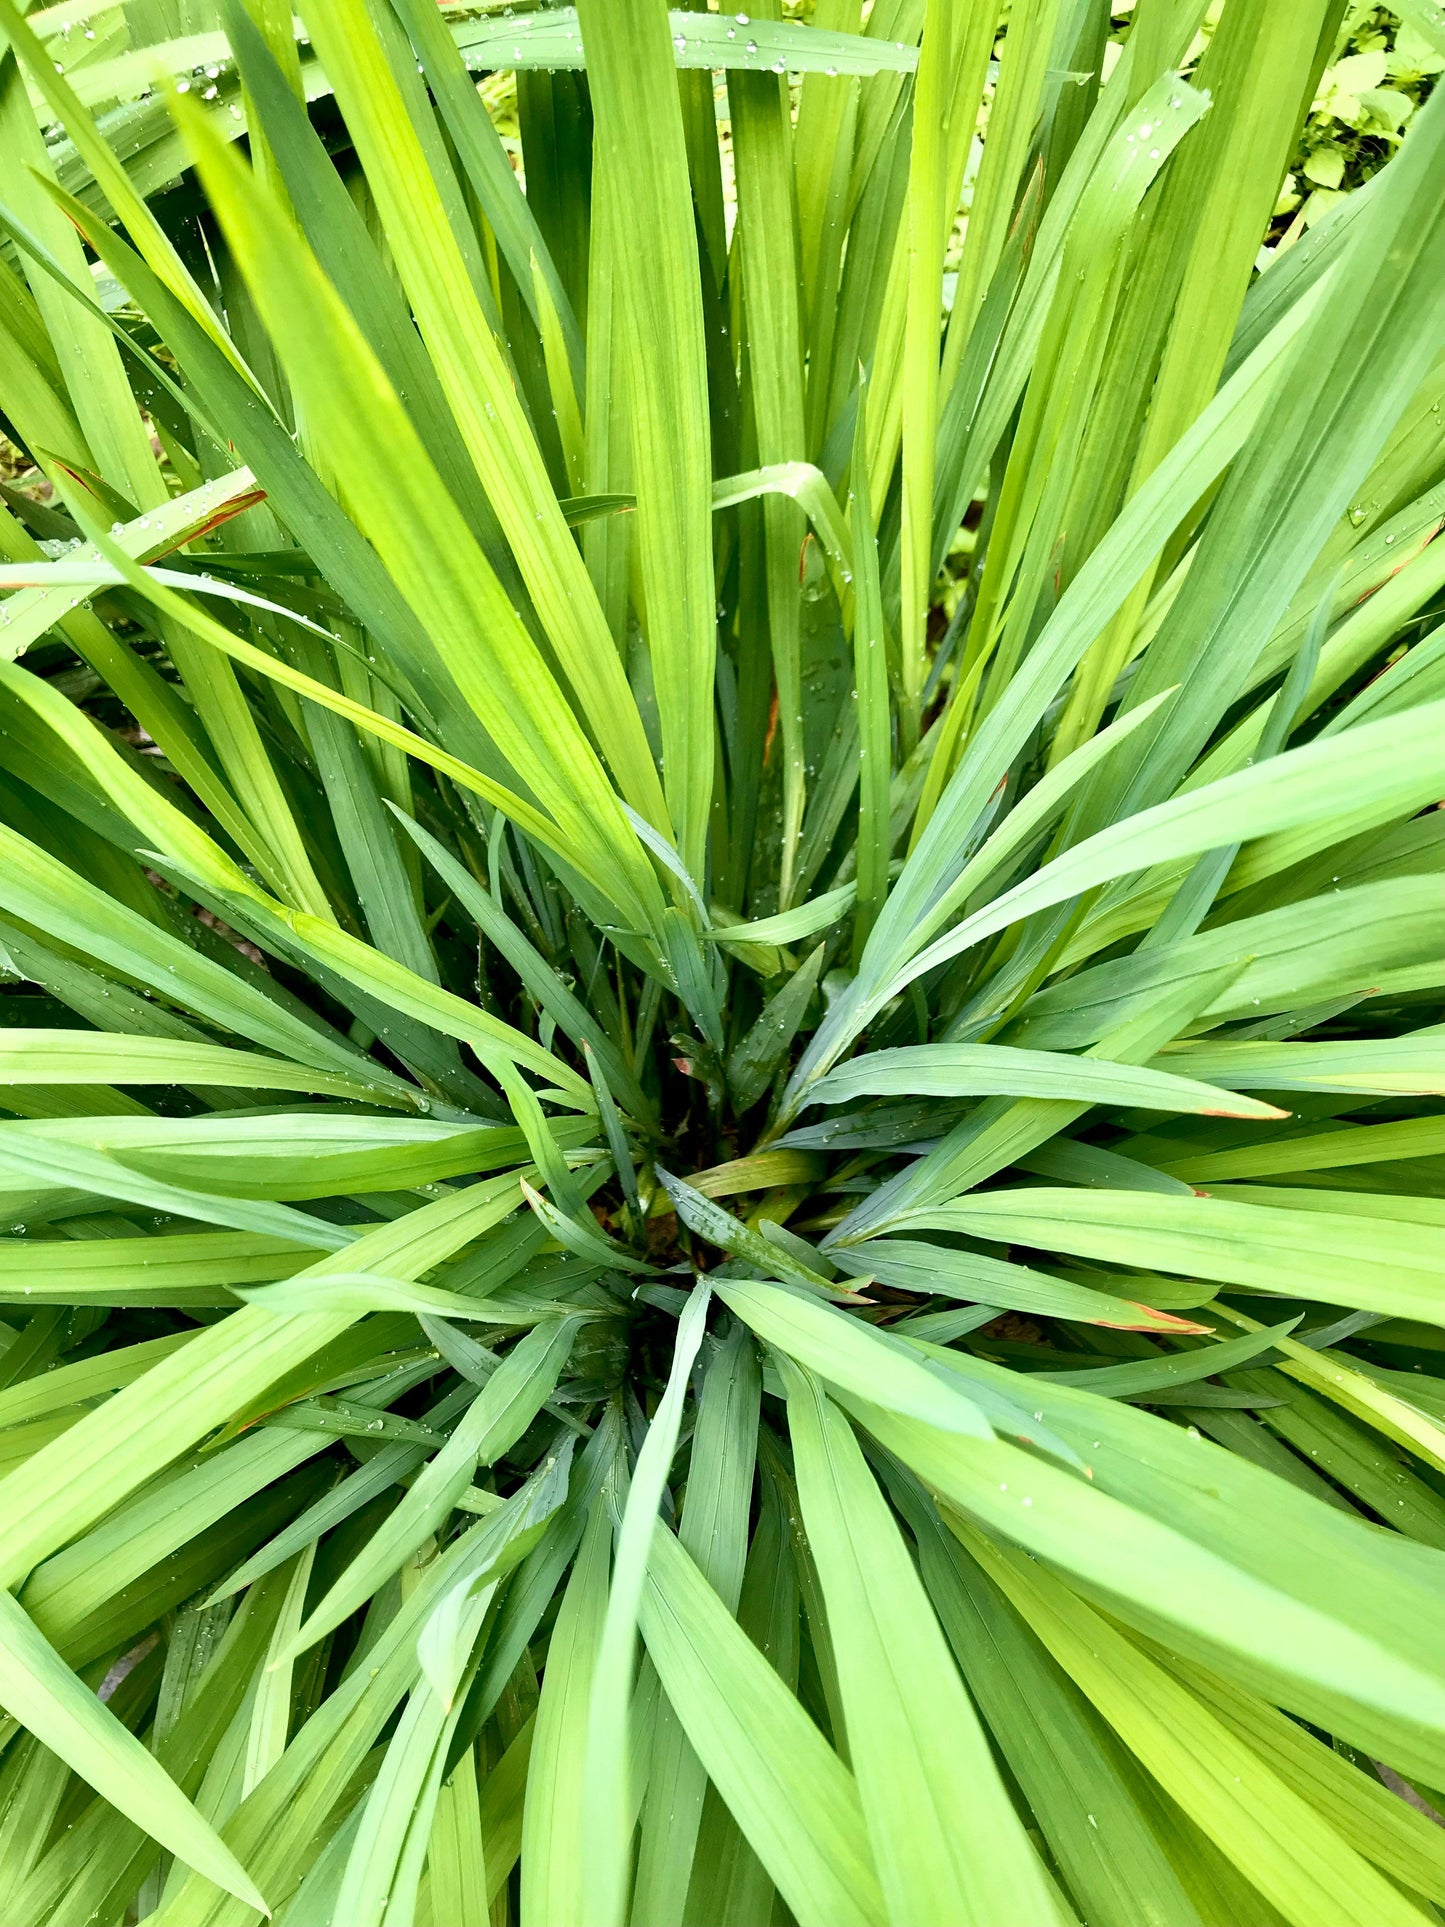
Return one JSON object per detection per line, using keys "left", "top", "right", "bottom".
{"left": 1202, "top": 1104, "right": 1290, "bottom": 1120}
{"left": 1110, "top": 1304, "right": 1213, "bottom": 1335}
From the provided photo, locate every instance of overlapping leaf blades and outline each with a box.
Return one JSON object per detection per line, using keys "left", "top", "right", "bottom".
{"left": 0, "top": 0, "right": 1444, "bottom": 1921}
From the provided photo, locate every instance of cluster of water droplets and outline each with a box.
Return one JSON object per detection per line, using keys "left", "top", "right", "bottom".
{"left": 170, "top": 58, "right": 227, "bottom": 101}
{"left": 49, "top": 15, "right": 99, "bottom": 55}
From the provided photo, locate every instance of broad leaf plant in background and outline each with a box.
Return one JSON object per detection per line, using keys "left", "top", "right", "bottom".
{"left": 2, "top": 0, "right": 1445, "bottom": 1920}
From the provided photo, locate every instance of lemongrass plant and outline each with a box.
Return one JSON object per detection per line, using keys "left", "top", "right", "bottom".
{"left": 1, "top": 0, "right": 1445, "bottom": 1921}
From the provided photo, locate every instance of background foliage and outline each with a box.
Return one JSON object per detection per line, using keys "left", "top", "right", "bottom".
{"left": 3, "top": 0, "right": 1445, "bottom": 1924}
